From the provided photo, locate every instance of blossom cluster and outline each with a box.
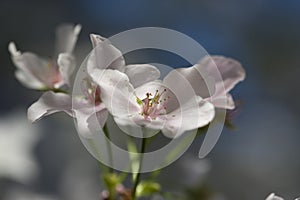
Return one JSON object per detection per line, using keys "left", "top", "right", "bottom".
{"left": 9, "top": 24, "right": 250, "bottom": 200}
{"left": 8, "top": 24, "right": 245, "bottom": 139}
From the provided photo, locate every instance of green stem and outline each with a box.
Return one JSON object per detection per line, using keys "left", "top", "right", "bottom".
{"left": 103, "top": 123, "right": 113, "bottom": 173}
{"left": 131, "top": 136, "right": 147, "bottom": 200}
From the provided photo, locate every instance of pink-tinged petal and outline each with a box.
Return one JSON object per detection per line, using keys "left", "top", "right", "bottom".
{"left": 14, "top": 69, "right": 45, "bottom": 89}
{"left": 55, "top": 24, "right": 81, "bottom": 55}
{"left": 176, "top": 55, "right": 245, "bottom": 109}
{"left": 208, "top": 93, "right": 235, "bottom": 110}
{"left": 27, "top": 91, "right": 72, "bottom": 122}
{"left": 114, "top": 115, "right": 164, "bottom": 138}
{"left": 209, "top": 56, "right": 245, "bottom": 95}
{"left": 73, "top": 100, "right": 108, "bottom": 138}
{"left": 90, "top": 69, "right": 139, "bottom": 117}
{"left": 124, "top": 64, "right": 160, "bottom": 88}
{"left": 265, "top": 193, "right": 284, "bottom": 200}
{"left": 57, "top": 53, "right": 76, "bottom": 86}
{"left": 199, "top": 56, "right": 245, "bottom": 109}
{"left": 174, "top": 63, "right": 216, "bottom": 98}
{"left": 162, "top": 96, "right": 215, "bottom": 138}
{"left": 90, "top": 34, "right": 106, "bottom": 48}
{"left": 175, "top": 55, "right": 245, "bottom": 98}
{"left": 163, "top": 69, "right": 203, "bottom": 112}
{"left": 88, "top": 34, "right": 125, "bottom": 72}
{"left": 9, "top": 42, "right": 48, "bottom": 89}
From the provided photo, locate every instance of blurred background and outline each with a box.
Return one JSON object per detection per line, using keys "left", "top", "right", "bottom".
{"left": 1, "top": 0, "right": 300, "bottom": 199}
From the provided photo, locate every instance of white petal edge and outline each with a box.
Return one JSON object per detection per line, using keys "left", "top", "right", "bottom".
{"left": 15, "top": 70, "right": 45, "bottom": 89}
{"left": 9, "top": 42, "right": 48, "bottom": 89}
{"left": 55, "top": 24, "right": 81, "bottom": 54}
{"left": 208, "top": 55, "right": 246, "bottom": 95}
{"left": 90, "top": 69, "right": 138, "bottom": 117}
{"left": 114, "top": 116, "right": 163, "bottom": 138}
{"left": 27, "top": 91, "right": 72, "bottom": 122}
{"left": 90, "top": 33, "right": 106, "bottom": 48}
{"left": 8, "top": 42, "right": 21, "bottom": 56}
{"left": 162, "top": 96, "right": 215, "bottom": 138}
{"left": 57, "top": 53, "right": 76, "bottom": 86}
{"left": 73, "top": 101, "right": 108, "bottom": 138}
{"left": 88, "top": 34, "right": 125, "bottom": 72}
{"left": 208, "top": 93, "right": 235, "bottom": 110}
{"left": 124, "top": 64, "right": 160, "bottom": 88}
{"left": 265, "top": 193, "right": 284, "bottom": 200}
{"left": 175, "top": 64, "right": 216, "bottom": 98}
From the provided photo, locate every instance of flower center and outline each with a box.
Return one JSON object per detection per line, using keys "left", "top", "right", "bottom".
{"left": 136, "top": 89, "right": 169, "bottom": 120}
{"left": 48, "top": 60, "right": 63, "bottom": 86}
{"left": 81, "top": 78, "right": 101, "bottom": 105}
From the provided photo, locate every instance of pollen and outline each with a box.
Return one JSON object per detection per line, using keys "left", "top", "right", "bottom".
{"left": 137, "top": 88, "right": 168, "bottom": 120}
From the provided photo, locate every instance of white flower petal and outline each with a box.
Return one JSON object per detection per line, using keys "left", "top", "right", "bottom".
{"left": 207, "top": 56, "right": 246, "bottom": 96}
{"left": 201, "top": 56, "right": 245, "bottom": 109}
{"left": 114, "top": 116, "right": 163, "bottom": 138}
{"left": 90, "top": 69, "right": 138, "bottom": 117}
{"left": 15, "top": 69, "right": 45, "bottom": 89}
{"left": 265, "top": 193, "right": 284, "bottom": 200}
{"left": 73, "top": 100, "right": 108, "bottom": 138}
{"left": 124, "top": 64, "right": 160, "bottom": 88}
{"left": 9, "top": 42, "right": 51, "bottom": 89}
{"left": 90, "top": 33, "right": 106, "bottom": 48}
{"left": 162, "top": 96, "right": 215, "bottom": 138}
{"left": 176, "top": 55, "right": 245, "bottom": 109}
{"left": 57, "top": 53, "right": 76, "bottom": 86}
{"left": 27, "top": 91, "right": 72, "bottom": 122}
{"left": 175, "top": 63, "right": 216, "bottom": 98}
{"left": 87, "top": 34, "right": 125, "bottom": 72}
{"left": 209, "top": 55, "right": 245, "bottom": 95}
{"left": 208, "top": 93, "right": 235, "bottom": 110}
{"left": 8, "top": 42, "right": 21, "bottom": 56}
{"left": 163, "top": 69, "right": 200, "bottom": 112}
{"left": 55, "top": 24, "right": 81, "bottom": 55}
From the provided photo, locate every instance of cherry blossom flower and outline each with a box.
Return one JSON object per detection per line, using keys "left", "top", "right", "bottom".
{"left": 26, "top": 74, "right": 108, "bottom": 137}
{"left": 176, "top": 55, "right": 245, "bottom": 109}
{"left": 27, "top": 77, "right": 107, "bottom": 138}
{"left": 72, "top": 34, "right": 161, "bottom": 137}
{"left": 90, "top": 68, "right": 215, "bottom": 138}
{"left": 87, "top": 34, "right": 161, "bottom": 88}
{"left": 8, "top": 24, "right": 81, "bottom": 90}
{"left": 27, "top": 33, "right": 160, "bottom": 138}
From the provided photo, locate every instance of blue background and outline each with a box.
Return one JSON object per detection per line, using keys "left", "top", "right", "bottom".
{"left": 1, "top": 0, "right": 300, "bottom": 199}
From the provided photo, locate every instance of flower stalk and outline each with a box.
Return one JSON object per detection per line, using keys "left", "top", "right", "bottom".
{"left": 131, "top": 132, "right": 147, "bottom": 200}
{"left": 103, "top": 123, "right": 114, "bottom": 173}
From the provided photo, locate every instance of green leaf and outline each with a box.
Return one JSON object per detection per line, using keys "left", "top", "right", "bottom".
{"left": 136, "top": 181, "right": 161, "bottom": 197}
{"left": 103, "top": 173, "right": 122, "bottom": 190}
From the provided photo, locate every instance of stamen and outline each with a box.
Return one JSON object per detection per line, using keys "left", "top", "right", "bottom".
{"left": 137, "top": 88, "right": 169, "bottom": 120}
{"left": 81, "top": 78, "right": 101, "bottom": 105}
